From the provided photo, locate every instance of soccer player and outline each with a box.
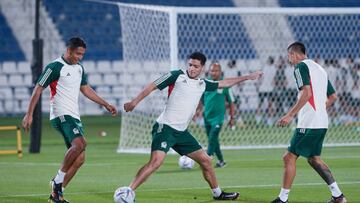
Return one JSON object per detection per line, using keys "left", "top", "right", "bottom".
{"left": 123, "top": 52, "right": 262, "bottom": 200}
{"left": 22, "top": 37, "right": 117, "bottom": 203}
{"left": 271, "top": 42, "right": 346, "bottom": 203}
{"left": 201, "top": 62, "right": 235, "bottom": 168}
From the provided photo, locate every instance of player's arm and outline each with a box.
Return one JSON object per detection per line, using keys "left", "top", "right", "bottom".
{"left": 278, "top": 85, "right": 312, "bottom": 127}
{"left": 278, "top": 62, "right": 311, "bottom": 127}
{"left": 326, "top": 80, "right": 337, "bottom": 109}
{"left": 22, "top": 62, "right": 61, "bottom": 132}
{"left": 22, "top": 84, "right": 45, "bottom": 132}
{"left": 218, "top": 70, "right": 263, "bottom": 88}
{"left": 124, "top": 70, "right": 182, "bottom": 112}
{"left": 123, "top": 82, "right": 157, "bottom": 112}
{"left": 80, "top": 85, "right": 117, "bottom": 116}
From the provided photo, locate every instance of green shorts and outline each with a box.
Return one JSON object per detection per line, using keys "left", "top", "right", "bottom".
{"left": 151, "top": 122, "right": 202, "bottom": 155}
{"left": 288, "top": 128, "right": 327, "bottom": 158}
{"left": 51, "top": 115, "right": 84, "bottom": 148}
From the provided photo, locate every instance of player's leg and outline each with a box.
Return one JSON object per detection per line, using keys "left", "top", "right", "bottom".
{"left": 308, "top": 157, "right": 346, "bottom": 203}
{"left": 187, "top": 149, "right": 239, "bottom": 200}
{"left": 49, "top": 116, "right": 86, "bottom": 202}
{"left": 176, "top": 131, "right": 238, "bottom": 200}
{"left": 205, "top": 123, "right": 213, "bottom": 156}
{"left": 129, "top": 122, "right": 174, "bottom": 190}
{"left": 207, "top": 125, "right": 221, "bottom": 159}
{"left": 129, "top": 150, "right": 166, "bottom": 190}
{"left": 63, "top": 151, "right": 85, "bottom": 187}
{"left": 211, "top": 125, "right": 225, "bottom": 167}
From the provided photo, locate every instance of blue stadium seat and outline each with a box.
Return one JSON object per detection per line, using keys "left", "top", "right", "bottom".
{"left": 0, "top": 12, "right": 25, "bottom": 62}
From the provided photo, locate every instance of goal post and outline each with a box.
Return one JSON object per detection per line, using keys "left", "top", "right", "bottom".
{"left": 115, "top": 4, "right": 360, "bottom": 153}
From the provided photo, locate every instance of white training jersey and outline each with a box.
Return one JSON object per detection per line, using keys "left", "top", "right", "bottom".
{"left": 154, "top": 69, "right": 218, "bottom": 131}
{"left": 293, "top": 59, "right": 336, "bottom": 129}
{"left": 37, "top": 56, "right": 87, "bottom": 120}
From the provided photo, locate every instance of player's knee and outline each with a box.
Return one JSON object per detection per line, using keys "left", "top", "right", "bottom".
{"left": 282, "top": 153, "right": 294, "bottom": 165}
{"left": 199, "top": 155, "right": 212, "bottom": 169}
{"left": 148, "top": 159, "right": 163, "bottom": 170}
{"left": 307, "top": 157, "right": 320, "bottom": 167}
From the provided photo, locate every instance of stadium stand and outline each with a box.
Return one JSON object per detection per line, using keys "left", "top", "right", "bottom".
{"left": 0, "top": 0, "right": 359, "bottom": 117}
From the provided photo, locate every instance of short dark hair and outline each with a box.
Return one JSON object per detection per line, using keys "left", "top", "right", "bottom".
{"left": 288, "top": 42, "right": 306, "bottom": 54}
{"left": 66, "top": 37, "right": 87, "bottom": 49}
{"left": 189, "top": 52, "right": 206, "bottom": 65}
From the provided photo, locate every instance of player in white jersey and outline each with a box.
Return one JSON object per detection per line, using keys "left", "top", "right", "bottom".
{"left": 123, "top": 52, "right": 263, "bottom": 200}
{"left": 22, "top": 37, "right": 117, "bottom": 203}
{"left": 271, "top": 42, "right": 346, "bottom": 203}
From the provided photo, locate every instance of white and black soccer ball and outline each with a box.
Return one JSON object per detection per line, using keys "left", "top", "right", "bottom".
{"left": 178, "top": 155, "right": 195, "bottom": 169}
{"left": 113, "top": 186, "right": 135, "bottom": 203}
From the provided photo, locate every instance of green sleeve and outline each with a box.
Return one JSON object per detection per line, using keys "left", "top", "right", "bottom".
{"left": 327, "top": 80, "right": 336, "bottom": 96}
{"left": 37, "top": 62, "right": 63, "bottom": 88}
{"left": 294, "top": 62, "right": 310, "bottom": 89}
{"left": 154, "top": 69, "right": 183, "bottom": 90}
{"left": 79, "top": 64, "right": 88, "bottom": 86}
{"left": 204, "top": 79, "right": 219, "bottom": 91}
{"left": 225, "top": 88, "right": 235, "bottom": 103}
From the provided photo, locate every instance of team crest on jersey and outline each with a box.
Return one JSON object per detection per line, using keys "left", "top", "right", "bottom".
{"left": 161, "top": 142, "right": 167, "bottom": 149}
{"left": 73, "top": 128, "right": 79, "bottom": 134}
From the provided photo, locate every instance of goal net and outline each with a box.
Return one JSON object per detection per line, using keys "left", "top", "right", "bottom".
{"left": 116, "top": 4, "right": 360, "bottom": 153}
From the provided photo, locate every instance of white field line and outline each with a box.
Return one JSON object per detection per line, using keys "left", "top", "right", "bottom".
{"left": 0, "top": 155, "right": 359, "bottom": 167}
{"left": 1, "top": 181, "right": 359, "bottom": 198}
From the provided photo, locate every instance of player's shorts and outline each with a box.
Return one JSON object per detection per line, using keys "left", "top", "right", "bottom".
{"left": 51, "top": 115, "right": 84, "bottom": 148}
{"left": 151, "top": 122, "right": 202, "bottom": 155}
{"left": 288, "top": 128, "right": 327, "bottom": 158}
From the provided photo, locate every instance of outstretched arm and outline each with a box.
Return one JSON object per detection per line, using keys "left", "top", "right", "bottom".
{"left": 124, "top": 82, "right": 157, "bottom": 112}
{"left": 80, "top": 85, "right": 117, "bottom": 116}
{"left": 22, "top": 84, "right": 45, "bottom": 132}
{"left": 218, "top": 71, "right": 263, "bottom": 88}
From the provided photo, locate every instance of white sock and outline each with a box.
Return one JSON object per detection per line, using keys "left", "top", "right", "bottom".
{"left": 211, "top": 187, "right": 222, "bottom": 197}
{"left": 328, "top": 182, "right": 342, "bottom": 197}
{"left": 278, "top": 188, "right": 290, "bottom": 202}
{"left": 54, "top": 170, "right": 66, "bottom": 184}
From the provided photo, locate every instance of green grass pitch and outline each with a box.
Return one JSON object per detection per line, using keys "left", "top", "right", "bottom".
{"left": 0, "top": 116, "right": 359, "bottom": 203}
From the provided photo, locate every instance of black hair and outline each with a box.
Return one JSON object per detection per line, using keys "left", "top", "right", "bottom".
{"left": 66, "top": 37, "right": 87, "bottom": 49}
{"left": 189, "top": 52, "right": 206, "bottom": 65}
{"left": 287, "top": 42, "right": 306, "bottom": 55}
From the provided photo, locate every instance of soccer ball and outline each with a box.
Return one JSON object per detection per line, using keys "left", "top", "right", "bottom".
{"left": 113, "top": 186, "right": 135, "bottom": 203}
{"left": 178, "top": 155, "right": 195, "bottom": 169}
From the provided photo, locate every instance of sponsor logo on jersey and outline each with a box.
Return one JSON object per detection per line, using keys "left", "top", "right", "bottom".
{"left": 299, "top": 128, "right": 306, "bottom": 133}
{"left": 66, "top": 73, "right": 71, "bottom": 76}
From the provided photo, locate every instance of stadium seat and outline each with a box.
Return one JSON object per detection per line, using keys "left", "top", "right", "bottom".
{"left": 14, "top": 87, "right": 30, "bottom": 100}
{"left": 0, "top": 75, "right": 8, "bottom": 86}
{"left": 8, "top": 75, "right": 23, "bottom": 87}
{"left": 97, "top": 60, "right": 112, "bottom": 73}
{"left": 112, "top": 60, "right": 126, "bottom": 74}
{"left": 17, "top": 61, "right": 31, "bottom": 74}
{"left": 82, "top": 61, "right": 97, "bottom": 73}
{"left": 2, "top": 61, "right": 17, "bottom": 74}
{"left": 103, "top": 74, "right": 118, "bottom": 85}
{"left": 88, "top": 74, "right": 103, "bottom": 86}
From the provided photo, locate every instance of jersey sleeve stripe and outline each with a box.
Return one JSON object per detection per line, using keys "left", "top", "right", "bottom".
{"left": 39, "top": 69, "right": 53, "bottom": 86}
{"left": 295, "top": 69, "right": 303, "bottom": 87}
{"left": 154, "top": 73, "right": 172, "bottom": 86}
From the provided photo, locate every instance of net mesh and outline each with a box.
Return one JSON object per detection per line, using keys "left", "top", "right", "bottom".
{"left": 118, "top": 6, "right": 360, "bottom": 153}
